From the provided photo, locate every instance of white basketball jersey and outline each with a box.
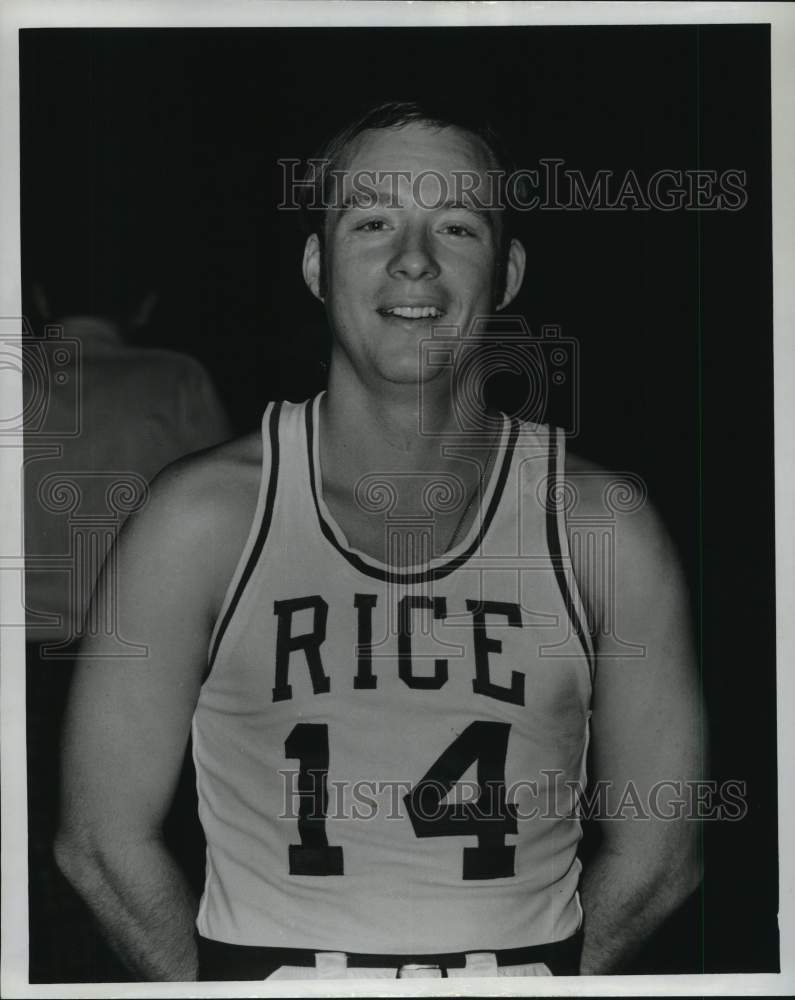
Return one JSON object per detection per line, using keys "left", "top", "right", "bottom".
{"left": 192, "top": 393, "right": 594, "bottom": 953}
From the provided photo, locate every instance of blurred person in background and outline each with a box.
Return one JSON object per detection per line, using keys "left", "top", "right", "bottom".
{"left": 24, "top": 262, "right": 232, "bottom": 982}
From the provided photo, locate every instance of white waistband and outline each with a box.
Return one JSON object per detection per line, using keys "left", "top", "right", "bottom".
{"left": 263, "top": 950, "right": 553, "bottom": 980}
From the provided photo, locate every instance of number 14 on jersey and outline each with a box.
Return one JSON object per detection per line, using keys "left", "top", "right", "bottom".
{"left": 285, "top": 721, "right": 519, "bottom": 879}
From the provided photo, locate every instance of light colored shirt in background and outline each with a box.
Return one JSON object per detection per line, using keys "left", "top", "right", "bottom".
{"left": 24, "top": 316, "right": 233, "bottom": 646}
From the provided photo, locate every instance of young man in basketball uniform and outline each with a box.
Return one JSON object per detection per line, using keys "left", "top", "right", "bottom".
{"left": 55, "top": 103, "right": 703, "bottom": 981}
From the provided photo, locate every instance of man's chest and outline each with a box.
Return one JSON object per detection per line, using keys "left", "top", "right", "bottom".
{"left": 321, "top": 476, "right": 484, "bottom": 564}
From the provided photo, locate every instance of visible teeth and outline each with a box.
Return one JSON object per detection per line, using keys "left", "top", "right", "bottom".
{"left": 385, "top": 306, "right": 443, "bottom": 319}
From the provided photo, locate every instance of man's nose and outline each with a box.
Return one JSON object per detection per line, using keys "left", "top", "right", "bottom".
{"left": 387, "top": 228, "right": 441, "bottom": 281}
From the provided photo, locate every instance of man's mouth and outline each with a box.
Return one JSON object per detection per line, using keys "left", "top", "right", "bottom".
{"left": 377, "top": 305, "right": 446, "bottom": 320}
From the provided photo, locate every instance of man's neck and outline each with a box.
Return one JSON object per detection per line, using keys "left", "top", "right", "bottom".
{"left": 321, "top": 369, "right": 489, "bottom": 478}
{"left": 316, "top": 366, "right": 502, "bottom": 562}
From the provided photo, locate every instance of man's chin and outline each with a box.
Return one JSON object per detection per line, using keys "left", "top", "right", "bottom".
{"left": 376, "top": 362, "right": 452, "bottom": 388}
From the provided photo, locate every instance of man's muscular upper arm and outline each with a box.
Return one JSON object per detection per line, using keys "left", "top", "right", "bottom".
{"left": 57, "top": 448, "right": 253, "bottom": 857}
{"left": 568, "top": 458, "right": 704, "bottom": 878}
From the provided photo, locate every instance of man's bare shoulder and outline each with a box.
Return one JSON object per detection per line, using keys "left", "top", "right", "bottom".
{"left": 563, "top": 446, "right": 685, "bottom": 635}
{"left": 119, "top": 431, "right": 264, "bottom": 617}
{"left": 149, "top": 430, "right": 263, "bottom": 520}
{"left": 564, "top": 446, "right": 658, "bottom": 546}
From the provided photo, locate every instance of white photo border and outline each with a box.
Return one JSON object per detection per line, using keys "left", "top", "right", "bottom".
{"left": 1, "top": 2, "right": 793, "bottom": 997}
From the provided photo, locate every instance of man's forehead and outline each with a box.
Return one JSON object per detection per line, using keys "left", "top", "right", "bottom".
{"left": 336, "top": 122, "right": 497, "bottom": 183}
{"left": 327, "top": 122, "right": 501, "bottom": 214}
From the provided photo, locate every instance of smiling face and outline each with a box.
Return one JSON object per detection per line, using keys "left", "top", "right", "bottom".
{"left": 302, "top": 122, "right": 526, "bottom": 391}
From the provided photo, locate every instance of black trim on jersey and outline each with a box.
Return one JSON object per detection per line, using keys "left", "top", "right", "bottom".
{"left": 207, "top": 402, "right": 282, "bottom": 672}
{"left": 546, "top": 429, "right": 594, "bottom": 669}
{"left": 305, "top": 401, "right": 518, "bottom": 585}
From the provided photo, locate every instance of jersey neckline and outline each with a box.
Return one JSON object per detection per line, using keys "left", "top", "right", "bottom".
{"left": 305, "top": 392, "right": 518, "bottom": 584}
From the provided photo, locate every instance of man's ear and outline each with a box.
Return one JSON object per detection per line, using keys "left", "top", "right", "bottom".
{"left": 302, "top": 233, "right": 324, "bottom": 302}
{"left": 496, "top": 238, "right": 527, "bottom": 311}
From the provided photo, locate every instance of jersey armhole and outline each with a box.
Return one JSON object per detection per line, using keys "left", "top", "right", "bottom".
{"left": 205, "top": 401, "right": 282, "bottom": 674}
{"left": 548, "top": 426, "right": 597, "bottom": 679}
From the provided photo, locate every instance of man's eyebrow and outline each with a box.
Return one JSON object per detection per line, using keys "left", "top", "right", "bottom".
{"left": 334, "top": 194, "right": 497, "bottom": 226}
{"left": 441, "top": 199, "right": 496, "bottom": 227}
{"left": 337, "top": 190, "right": 399, "bottom": 212}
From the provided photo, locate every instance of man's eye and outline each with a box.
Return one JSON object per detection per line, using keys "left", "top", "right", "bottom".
{"left": 441, "top": 223, "right": 475, "bottom": 237}
{"left": 356, "top": 219, "right": 388, "bottom": 232}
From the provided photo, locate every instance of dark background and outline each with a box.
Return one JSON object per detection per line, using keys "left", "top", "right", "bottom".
{"left": 20, "top": 24, "right": 777, "bottom": 981}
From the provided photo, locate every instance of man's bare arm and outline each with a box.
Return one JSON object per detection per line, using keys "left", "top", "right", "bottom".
{"left": 55, "top": 446, "right": 257, "bottom": 981}
{"left": 569, "top": 467, "right": 704, "bottom": 974}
